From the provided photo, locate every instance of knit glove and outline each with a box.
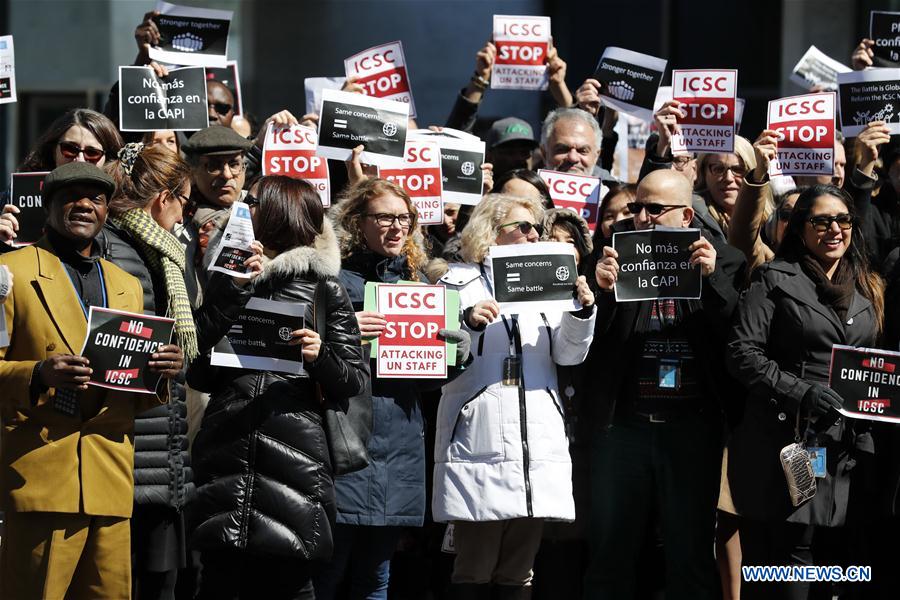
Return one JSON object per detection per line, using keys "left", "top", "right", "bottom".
{"left": 801, "top": 382, "right": 844, "bottom": 418}
{"left": 438, "top": 328, "right": 472, "bottom": 365}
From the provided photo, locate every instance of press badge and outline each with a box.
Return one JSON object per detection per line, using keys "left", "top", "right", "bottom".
{"left": 808, "top": 447, "right": 827, "bottom": 478}
{"left": 658, "top": 358, "right": 681, "bottom": 390}
{"left": 502, "top": 356, "right": 521, "bottom": 387}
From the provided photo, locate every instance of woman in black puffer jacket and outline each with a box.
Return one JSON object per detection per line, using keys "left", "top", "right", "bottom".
{"left": 187, "top": 175, "right": 368, "bottom": 600}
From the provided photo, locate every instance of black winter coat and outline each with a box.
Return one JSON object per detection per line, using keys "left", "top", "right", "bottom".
{"left": 98, "top": 222, "right": 196, "bottom": 509}
{"left": 726, "top": 259, "right": 877, "bottom": 525}
{"left": 187, "top": 222, "right": 368, "bottom": 560}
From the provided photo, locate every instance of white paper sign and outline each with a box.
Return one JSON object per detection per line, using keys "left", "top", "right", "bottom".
{"left": 488, "top": 242, "right": 580, "bottom": 314}
{"left": 837, "top": 69, "right": 900, "bottom": 137}
{"left": 210, "top": 298, "right": 306, "bottom": 375}
{"left": 767, "top": 92, "right": 836, "bottom": 177}
{"left": 345, "top": 41, "right": 416, "bottom": 117}
{"left": 670, "top": 69, "right": 738, "bottom": 154}
{"left": 0, "top": 36, "right": 16, "bottom": 104}
{"left": 150, "top": 1, "right": 232, "bottom": 68}
{"left": 492, "top": 15, "right": 551, "bottom": 91}
{"left": 316, "top": 89, "right": 409, "bottom": 168}
{"left": 207, "top": 201, "right": 256, "bottom": 278}
{"left": 304, "top": 76, "right": 346, "bottom": 116}
{"left": 790, "top": 45, "right": 851, "bottom": 92}
{"left": 375, "top": 284, "right": 448, "bottom": 379}
{"left": 594, "top": 47, "right": 667, "bottom": 122}
{"left": 379, "top": 138, "right": 443, "bottom": 225}
{"left": 263, "top": 124, "right": 331, "bottom": 207}
{"left": 537, "top": 170, "right": 605, "bottom": 232}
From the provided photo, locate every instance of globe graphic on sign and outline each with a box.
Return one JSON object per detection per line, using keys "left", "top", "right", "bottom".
{"left": 555, "top": 266, "right": 570, "bottom": 281}
{"left": 461, "top": 161, "right": 475, "bottom": 176}
{"left": 382, "top": 122, "right": 398, "bottom": 136}
{"left": 278, "top": 327, "right": 293, "bottom": 342}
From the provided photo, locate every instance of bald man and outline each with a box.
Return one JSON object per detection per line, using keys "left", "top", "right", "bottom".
{"left": 582, "top": 168, "right": 745, "bottom": 599}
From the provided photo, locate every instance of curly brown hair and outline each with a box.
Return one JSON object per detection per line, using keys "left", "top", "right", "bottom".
{"left": 333, "top": 178, "right": 427, "bottom": 281}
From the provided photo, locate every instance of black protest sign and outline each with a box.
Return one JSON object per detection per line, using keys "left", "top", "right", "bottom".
{"left": 829, "top": 344, "right": 900, "bottom": 424}
{"left": 210, "top": 298, "right": 306, "bottom": 375}
{"left": 150, "top": 2, "right": 232, "bottom": 68}
{"left": 8, "top": 171, "right": 48, "bottom": 245}
{"left": 837, "top": 69, "right": 900, "bottom": 137}
{"left": 316, "top": 89, "right": 409, "bottom": 168}
{"left": 119, "top": 66, "right": 209, "bottom": 132}
{"left": 489, "top": 241, "right": 580, "bottom": 313}
{"left": 613, "top": 228, "right": 702, "bottom": 302}
{"left": 80, "top": 307, "right": 175, "bottom": 394}
{"left": 440, "top": 146, "right": 484, "bottom": 204}
{"left": 870, "top": 12, "right": 900, "bottom": 67}
{"left": 593, "top": 47, "right": 667, "bottom": 121}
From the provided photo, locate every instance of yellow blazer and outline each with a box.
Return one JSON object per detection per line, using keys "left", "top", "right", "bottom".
{"left": 0, "top": 240, "right": 165, "bottom": 518}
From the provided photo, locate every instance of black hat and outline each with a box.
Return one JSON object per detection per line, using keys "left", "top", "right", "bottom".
{"left": 182, "top": 125, "right": 254, "bottom": 156}
{"left": 487, "top": 117, "right": 537, "bottom": 150}
{"left": 43, "top": 162, "right": 116, "bottom": 203}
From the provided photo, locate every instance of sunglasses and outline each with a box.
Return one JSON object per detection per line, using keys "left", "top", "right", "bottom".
{"left": 58, "top": 141, "right": 105, "bottom": 163}
{"left": 498, "top": 221, "right": 543, "bottom": 236}
{"left": 209, "top": 102, "right": 233, "bottom": 116}
{"left": 626, "top": 202, "right": 683, "bottom": 216}
{"left": 808, "top": 214, "right": 854, "bottom": 232}
{"left": 244, "top": 193, "right": 259, "bottom": 208}
{"left": 708, "top": 163, "right": 747, "bottom": 178}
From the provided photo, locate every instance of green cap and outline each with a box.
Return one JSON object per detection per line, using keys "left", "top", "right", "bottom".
{"left": 43, "top": 162, "right": 116, "bottom": 203}
{"left": 182, "top": 125, "right": 254, "bottom": 156}
{"left": 487, "top": 117, "right": 537, "bottom": 150}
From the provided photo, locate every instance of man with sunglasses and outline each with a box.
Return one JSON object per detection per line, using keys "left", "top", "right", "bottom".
{"left": 583, "top": 169, "right": 746, "bottom": 599}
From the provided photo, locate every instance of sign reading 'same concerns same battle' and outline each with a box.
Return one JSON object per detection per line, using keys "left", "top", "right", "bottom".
{"left": 489, "top": 241, "right": 580, "bottom": 314}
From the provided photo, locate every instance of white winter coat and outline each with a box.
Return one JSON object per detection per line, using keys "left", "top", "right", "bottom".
{"left": 432, "top": 262, "right": 595, "bottom": 523}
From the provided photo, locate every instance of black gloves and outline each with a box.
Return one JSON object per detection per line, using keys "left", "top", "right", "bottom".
{"left": 801, "top": 382, "right": 844, "bottom": 418}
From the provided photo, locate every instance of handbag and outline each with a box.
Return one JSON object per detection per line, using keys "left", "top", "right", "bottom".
{"left": 313, "top": 278, "right": 372, "bottom": 476}
{"left": 779, "top": 410, "right": 816, "bottom": 507}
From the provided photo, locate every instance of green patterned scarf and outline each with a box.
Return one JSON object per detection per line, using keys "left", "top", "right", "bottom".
{"left": 111, "top": 208, "right": 199, "bottom": 361}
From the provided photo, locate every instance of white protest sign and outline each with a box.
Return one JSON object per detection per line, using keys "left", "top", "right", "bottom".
{"left": 790, "top": 45, "right": 851, "bottom": 92}
{"left": 304, "top": 76, "right": 346, "bottom": 116}
{"left": 263, "top": 124, "right": 331, "bottom": 207}
{"left": 489, "top": 242, "right": 580, "bottom": 314}
{"left": 410, "top": 131, "right": 484, "bottom": 206}
{"left": 207, "top": 201, "right": 256, "bottom": 278}
{"left": 837, "top": 68, "right": 900, "bottom": 137}
{"left": 316, "top": 89, "right": 409, "bottom": 168}
{"left": 345, "top": 41, "right": 416, "bottom": 117}
{"left": 0, "top": 36, "right": 16, "bottom": 104}
{"left": 375, "top": 284, "right": 448, "bottom": 378}
{"left": 210, "top": 298, "right": 306, "bottom": 375}
{"left": 492, "top": 15, "right": 551, "bottom": 91}
{"left": 594, "top": 47, "right": 667, "bottom": 121}
{"left": 150, "top": 1, "right": 232, "bottom": 68}
{"left": 670, "top": 69, "right": 738, "bottom": 154}
{"left": 379, "top": 138, "right": 443, "bottom": 225}
{"left": 735, "top": 97, "right": 746, "bottom": 134}
{"left": 767, "top": 92, "right": 836, "bottom": 177}
{"left": 537, "top": 170, "right": 605, "bottom": 232}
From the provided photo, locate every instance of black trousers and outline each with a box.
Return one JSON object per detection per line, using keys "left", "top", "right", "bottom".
{"left": 585, "top": 411, "right": 723, "bottom": 600}
{"left": 196, "top": 550, "right": 315, "bottom": 600}
{"left": 739, "top": 520, "right": 815, "bottom": 600}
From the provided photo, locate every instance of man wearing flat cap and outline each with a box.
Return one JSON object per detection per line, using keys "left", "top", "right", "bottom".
{"left": 0, "top": 162, "right": 183, "bottom": 599}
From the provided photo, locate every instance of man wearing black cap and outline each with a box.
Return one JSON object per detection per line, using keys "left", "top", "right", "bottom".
{"left": 0, "top": 162, "right": 183, "bottom": 599}
{"left": 486, "top": 116, "right": 539, "bottom": 179}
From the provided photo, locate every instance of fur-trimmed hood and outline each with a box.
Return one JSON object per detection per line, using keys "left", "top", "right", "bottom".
{"left": 540, "top": 208, "right": 594, "bottom": 255}
{"left": 253, "top": 217, "right": 341, "bottom": 285}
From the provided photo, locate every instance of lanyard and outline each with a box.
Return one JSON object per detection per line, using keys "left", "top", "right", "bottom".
{"left": 501, "top": 314, "right": 522, "bottom": 357}
{"left": 63, "top": 262, "right": 108, "bottom": 320}
{"left": 479, "top": 263, "right": 494, "bottom": 298}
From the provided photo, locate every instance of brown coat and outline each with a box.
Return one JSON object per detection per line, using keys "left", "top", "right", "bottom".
{"left": 0, "top": 240, "right": 164, "bottom": 518}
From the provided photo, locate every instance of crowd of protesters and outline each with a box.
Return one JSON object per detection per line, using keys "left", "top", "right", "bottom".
{"left": 1, "top": 8, "right": 900, "bottom": 600}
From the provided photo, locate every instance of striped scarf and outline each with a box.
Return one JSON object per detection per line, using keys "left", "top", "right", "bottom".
{"left": 111, "top": 208, "right": 199, "bottom": 361}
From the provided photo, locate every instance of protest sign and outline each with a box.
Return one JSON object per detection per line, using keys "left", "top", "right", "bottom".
{"left": 379, "top": 138, "right": 443, "bottom": 225}
{"left": 767, "top": 92, "right": 835, "bottom": 177}
{"left": 735, "top": 97, "right": 746, "bottom": 134}
{"left": 207, "top": 201, "right": 255, "bottom": 278}
{"left": 492, "top": 15, "right": 551, "bottom": 91}
{"left": 262, "top": 123, "right": 331, "bottom": 207}
{"left": 537, "top": 169, "right": 605, "bottom": 232}
{"left": 670, "top": 69, "right": 738, "bottom": 153}
{"left": 119, "top": 66, "right": 209, "bottom": 131}
{"left": 612, "top": 228, "right": 702, "bottom": 302}
{"left": 210, "top": 298, "right": 306, "bottom": 375}
{"left": 7, "top": 172, "right": 49, "bottom": 245}
{"left": 205, "top": 60, "right": 242, "bottom": 115}
{"left": 412, "top": 130, "right": 484, "bottom": 205}
{"left": 594, "top": 47, "right": 667, "bottom": 121}
{"left": 870, "top": 11, "right": 900, "bottom": 66}
{"left": 316, "top": 89, "right": 409, "bottom": 168}
{"left": 305, "top": 76, "right": 346, "bottom": 115}
{"left": 790, "top": 45, "right": 851, "bottom": 91}
{"left": 345, "top": 41, "right": 416, "bottom": 117}
{"left": 837, "top": 69, "right": 900, "bottom": 137}
{"left": 79, "top": 307, "right": 175, "bottom": 394}
{"left": 829, "top": 344, "right": 900, "bottom": 424}
{"left": 489, "top": 241, "right": 580, "bottom": 313}
{"left": 150, "top": 1, "right": 231, "bottom": 68}
{"left": 0, "top": 35, "right": 16, "bottom": 104}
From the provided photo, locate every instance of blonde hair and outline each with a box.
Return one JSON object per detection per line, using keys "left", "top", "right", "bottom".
{"left": 460, "top": 193, "right": 545, "bottom": 264}
{"left": 695, "top": 135, "right": 769, "bottom": 233}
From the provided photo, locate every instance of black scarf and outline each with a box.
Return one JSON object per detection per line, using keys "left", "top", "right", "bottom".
{"left": 799, "top": 254, "right": 856, "bottom": 323}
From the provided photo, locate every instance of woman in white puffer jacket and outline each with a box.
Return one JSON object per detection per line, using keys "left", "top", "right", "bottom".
{"left": 433, "top": 193, "right": 596, "bottom": 598}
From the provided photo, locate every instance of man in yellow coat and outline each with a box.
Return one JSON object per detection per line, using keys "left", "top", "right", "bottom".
{"left": 0, "top": 162, "right": 184, "bottom": 599}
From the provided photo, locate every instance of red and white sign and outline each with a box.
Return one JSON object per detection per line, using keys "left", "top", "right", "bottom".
{"left": 344, "top": 40, "right": 416, "bottom": 118}
{"left": 492, "top": 15, "right": 550, "bottom": 91}
{"left": 538, "top": 169, "right": 606, "bottom": 232}
{"left": 379, "top": 139, "right": 443, "bottom": 225}
{"left": 262, "top": 123, "right": 331, "bottom": 207}
{"left": 767, "top": 92, "right": 835, "bottom": 177}
{"left": 671, "top": 69, "right": 738, "bottom": 154}
{"left": 376, "top": 284, "right": 447, "bottom": 378}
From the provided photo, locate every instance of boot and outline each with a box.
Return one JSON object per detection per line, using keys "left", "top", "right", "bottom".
{"left": 450, "top": 582, "right": 491, "bottom": 600}
{"left": 494, "top": 584, "right": 533, "bottom": 600}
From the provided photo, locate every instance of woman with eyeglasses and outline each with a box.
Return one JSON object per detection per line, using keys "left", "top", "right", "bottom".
{"left": 433, "top": 193, "right": 595, "bottom": 597}
{"left": 726, "top": 184, "right": 883, "bottom": 600}
{"left": 694, "top": 135, "right": 758, "bottom": 237}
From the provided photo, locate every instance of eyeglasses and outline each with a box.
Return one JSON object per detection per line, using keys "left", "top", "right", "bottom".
{"left": 244, "top": 193, "right": 259, "bottom": 208}
{"left": 202, "top": 157, "right": 245, "bottom": 177}
{"left": 174, "top": 192, "right": 191, "bottom": 207}
{"left": 626, "top": 202, "right": 684, "bottom": 216}
{"left": 808, "top": 214, "right": 854, "bottom": 232}
{"left": 367, "top": 213, "right": 416, "bottom": 229}
{"left": 58, "top": 141, "right": 105, "bottom": 163}
{"left": 209, "top": 102, "right": 233, "bottom": 116}
{"left": 672, "top": 155, "right": 696, "bottom": 171}
{"left": 708, "top": 163, "right": 747, "bottom": 179}
{"left": 777, "top": 208, "right": 793, "bottom": 222}
{"left": 497, "top": 221, "right": 543, "bottom": 236}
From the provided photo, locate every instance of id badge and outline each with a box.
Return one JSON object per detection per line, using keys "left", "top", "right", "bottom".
{"left": 658, "top": 358, "right": 681, "bottom": 390}
{"left": 808, "top": 447, "right": 827, "bottom": 478}
{"left": 502, "top": 356, "right": 521, "bottom": 387}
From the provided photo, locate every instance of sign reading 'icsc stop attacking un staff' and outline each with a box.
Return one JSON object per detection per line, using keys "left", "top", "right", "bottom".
{"left": 489, "top": 242, "right": 580, "bottom": 314}
{"left": 612, "top": 228, "right": 702, "bottom": 302}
